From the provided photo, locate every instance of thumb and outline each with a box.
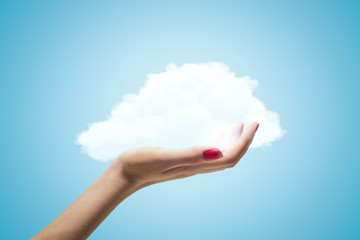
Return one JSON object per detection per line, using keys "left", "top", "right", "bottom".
{"left": 165, "top": 146, "right": 224, "bottom": 167}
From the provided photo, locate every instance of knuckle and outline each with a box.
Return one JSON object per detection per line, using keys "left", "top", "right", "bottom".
{"left": 230, "top": 162, "right": 237, "bottom": 168}
{"left": 183, "top": 155, "right": 200, "bottom": 164}
{"left": 224, "top": 160, "right": 236, "bottom": 168}
{"left": 226, "top": 150, "right": 245, "bottom": 163}
{"left": 225, "top": 152, "right": 236, "bottom": 161}
{"left": 224, "top": 157, "right": 235, "bottom": 165}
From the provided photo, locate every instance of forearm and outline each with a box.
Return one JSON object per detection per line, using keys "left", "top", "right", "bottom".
{"left": 32, "top": 172, "right": 138, "bottom": 240}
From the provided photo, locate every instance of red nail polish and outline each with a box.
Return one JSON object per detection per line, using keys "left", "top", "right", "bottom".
{"left": 203, "top": 149, "right": 223, "bottom": 160}
{"left": 255, "top": 123, "right": 259, "bottom": 131}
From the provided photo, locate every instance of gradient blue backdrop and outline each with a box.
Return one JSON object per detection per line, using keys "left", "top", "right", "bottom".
{"left": 1, "top": 1, "right": 359, "bottom": 239}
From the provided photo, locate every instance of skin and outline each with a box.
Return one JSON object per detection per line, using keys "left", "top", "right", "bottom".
{"left": 32, "top": 122, "right": 259, "bottom": 240}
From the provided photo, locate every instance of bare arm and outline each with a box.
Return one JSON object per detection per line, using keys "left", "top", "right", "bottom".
{"left": 32, "top": 122, "right": 259, "bottom": 239}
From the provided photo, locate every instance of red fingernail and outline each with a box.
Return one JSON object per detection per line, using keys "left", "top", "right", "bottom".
{"left": 203, "top": 149, "right": 223, "bottom": 160}
{"left": 255, "top": 123, "right": 259, "bottom": 131}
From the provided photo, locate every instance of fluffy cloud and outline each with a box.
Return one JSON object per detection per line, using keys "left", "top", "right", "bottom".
{"left": 76, "top": 62, "right": 285, "bottom": 161}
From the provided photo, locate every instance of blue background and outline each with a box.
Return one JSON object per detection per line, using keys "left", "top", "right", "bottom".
{"left": 1, "top": 0, "right": 359, "bottom": 239}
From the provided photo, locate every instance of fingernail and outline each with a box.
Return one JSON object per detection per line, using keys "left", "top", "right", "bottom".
{"left": 255, "top": 123, "right": 259, "bottom": 131}
{"left": 203, "top": 149, "right": 223, "bottom": 160}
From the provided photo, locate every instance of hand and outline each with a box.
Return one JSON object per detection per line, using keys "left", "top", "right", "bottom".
{"left": 33, "top": 122, "right": 259, "bottom": 239}
{"left": 105, "top": 122, "right": 259, "bottom": 190}
{"left": 33, "top": 122, "right": 259, "bottom": 240}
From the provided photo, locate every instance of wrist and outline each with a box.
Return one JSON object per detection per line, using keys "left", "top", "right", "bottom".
{"left": 102, "top": 163, "right": 142, "bottom": 193}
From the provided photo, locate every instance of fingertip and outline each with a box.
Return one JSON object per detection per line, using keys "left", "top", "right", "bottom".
{"left": 255, "top": 122, "right": 259, "bottom": 131}
{"left": 239, "top": 122, "right": 245, "bottom": 132}
{"left": 246, "top": 122, "right": 259, "bottom": 131}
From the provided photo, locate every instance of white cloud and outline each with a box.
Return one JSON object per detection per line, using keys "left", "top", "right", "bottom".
{"left": 76, "top": 62, "right": 285, "bottom": 161}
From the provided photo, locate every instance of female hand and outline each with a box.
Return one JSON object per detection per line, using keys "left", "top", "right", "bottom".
{"left": 32, "top": 122, "right": 259, "bottom": 240}
{"left": 105, "top": 122, "right": 259, "bottom": 190}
